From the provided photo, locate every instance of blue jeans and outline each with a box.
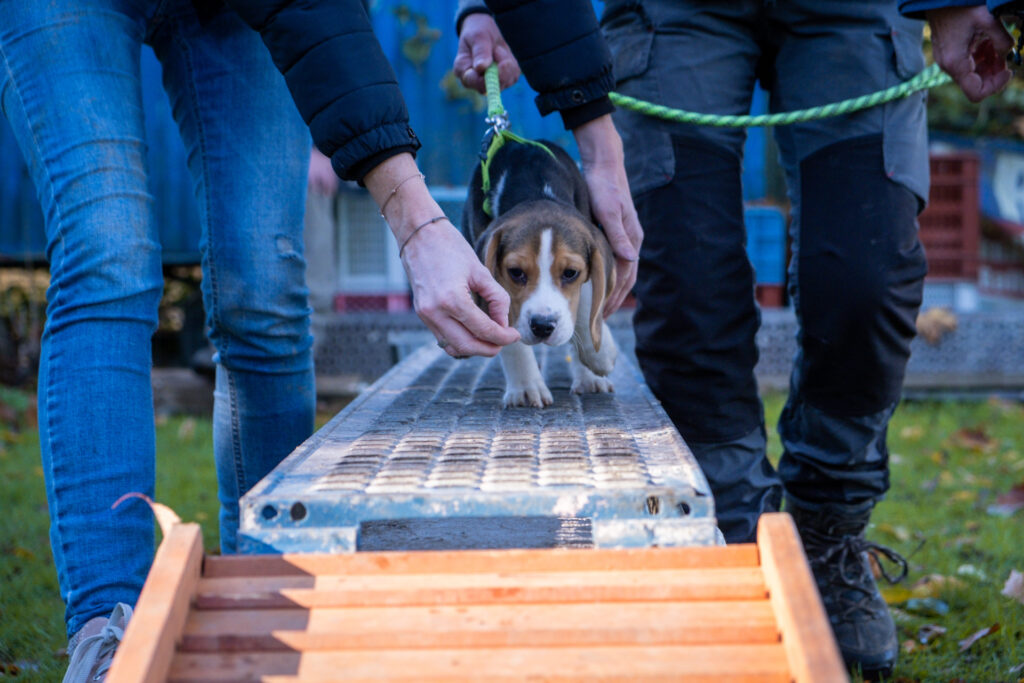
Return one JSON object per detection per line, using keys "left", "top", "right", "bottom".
{"left": 0, "top": 0, "right": 315, "bottom": 637}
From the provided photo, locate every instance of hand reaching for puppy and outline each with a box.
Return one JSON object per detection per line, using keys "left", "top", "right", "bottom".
{"left": 928, "top": 6, "right": 1014, "bottom": 103}
{"left": 365, "top": 153, "right": 520, "bottom": 357}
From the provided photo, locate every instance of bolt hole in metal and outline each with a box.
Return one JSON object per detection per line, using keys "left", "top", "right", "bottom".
{"left": 677, "top": 502, "right": 691, "bottom": 516}
{"left": 261, "top": 505, "right": 278, "bottom": 520}
{"left": 290, "top": 502, "right": 308, "bottom": 522}
{"left": 646, "top": 495, "right": 660, "bottom": 515}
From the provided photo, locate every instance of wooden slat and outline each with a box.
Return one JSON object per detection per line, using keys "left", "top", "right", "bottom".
{"left": 167, "top": 644, "right": 791, "bottom": 682}
{"left": 757, "top": 513, "right": 847, "bottom": 683}
{"left": 202, "top": 544, "right": 760, "bottom": 578}
{"left": 181, "top": 600, "right": 779, "bottom": 650}
{"left": 106, "top": 523, "right": 203, "bottom": 683}
{"left": 195, "top": 566, "right": 766, "bottom": 608}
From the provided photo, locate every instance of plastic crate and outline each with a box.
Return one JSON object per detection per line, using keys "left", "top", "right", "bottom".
{"left": 919, "top": 152, "right": 981, "bottom": 281}
{"left": 745, "top": 206, "right": 787, "bottom": 285}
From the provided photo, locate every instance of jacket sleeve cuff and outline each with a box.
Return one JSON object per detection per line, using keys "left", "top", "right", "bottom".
{"left": 900, "top": 0, "right": 984, "bottom": 18}
{"left": 348, "top": 145, "right": 420, "bottom": 187}
{"left": 455, "top": 0, "right": 491, "bottom": 35}
{"left": 533, "top": 67, "right": 616, "bottom": 118}
{"left": 558, "top": 96, "right": 615, "bottom": 130}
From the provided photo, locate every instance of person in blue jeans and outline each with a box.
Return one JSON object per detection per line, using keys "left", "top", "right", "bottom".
{"left": 456, "top": 0, "right": 1013, "bottom": 678}
{"left": 1, "top": 1, "right": 648, "bottom": 680}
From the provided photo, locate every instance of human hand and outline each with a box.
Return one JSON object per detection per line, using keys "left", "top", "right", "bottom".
{"left": 928, "top": 6, "right": 1014, "bottom": 103}
{"left": 454, "top": 13, "right": 521, "bottom": 93}
{"left": 573, "top": 115, "right": 643, "bottom": 318}
{"left": 307, "top": 147, "right": 339, "bottom": 196}
{"left": 364, "top": 153, "right": 520, "bottom": 357}
{"left": 400, "top": 218, "right": 521, "bottom": 357}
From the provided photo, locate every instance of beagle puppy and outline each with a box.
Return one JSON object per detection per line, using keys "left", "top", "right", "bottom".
{"left": 465, "top": 139, "right": 618, "bottom": 408}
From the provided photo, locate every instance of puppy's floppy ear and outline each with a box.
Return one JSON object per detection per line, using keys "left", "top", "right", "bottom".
{"left": 480, "top": 226, "right": 503, "bottom": 278}
{"left": 587, "top": 240, "right": 615, "bottom": 353}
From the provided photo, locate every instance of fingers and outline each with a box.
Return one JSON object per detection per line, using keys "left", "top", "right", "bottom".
{"left": 494, "top": 43, "right": 521, "bottom": 89}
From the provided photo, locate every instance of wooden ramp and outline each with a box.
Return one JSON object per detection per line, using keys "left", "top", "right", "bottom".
{"left": 105, "top": 513, "right": 846, "bottom": 682}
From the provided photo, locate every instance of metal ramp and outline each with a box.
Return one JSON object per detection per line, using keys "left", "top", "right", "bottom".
{"left": 239, "top": 342, "right": 722, "bottom": 553}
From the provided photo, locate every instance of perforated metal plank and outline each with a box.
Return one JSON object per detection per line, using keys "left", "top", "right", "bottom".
{"left": 240, "top": 344, "right": 721, "bottom": 553}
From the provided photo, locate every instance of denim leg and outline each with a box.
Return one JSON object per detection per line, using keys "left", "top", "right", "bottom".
{"left": 0, "top": 1, "right": 159, "bottom": 637}
{"left": 149, "top": 3, "right": 314, "bottom": 553}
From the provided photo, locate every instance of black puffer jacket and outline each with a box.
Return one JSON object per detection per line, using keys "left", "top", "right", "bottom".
{"left": 457, "top": 0, "right": 615, "bottom": 129}
{"left": 224, "top": 0, "right": 420, "bottom": 182}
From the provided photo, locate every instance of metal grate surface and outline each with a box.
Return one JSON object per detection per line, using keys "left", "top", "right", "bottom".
{"left": 240, "top": 343, "right": 721, "bottom": 553}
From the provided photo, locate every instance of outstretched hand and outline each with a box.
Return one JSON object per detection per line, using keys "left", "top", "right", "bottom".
{"left": 401, "top": 218, "right": 520, "bottom": 357}
{"left": 928, "top": 6, "right": 1014, "bottom": 103}
{"left": 365, "top": 153, "right": 519, "bottom": 358}
{"left": 454, "top": 13, "right": 521, "bottom": 93}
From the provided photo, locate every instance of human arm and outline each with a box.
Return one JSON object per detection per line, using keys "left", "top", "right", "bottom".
{"left": 224, "top": 0, "right": 518, "bottom": 355}
{"left": 454, "top": 6, "right": 641, "bottom": 316}
{"left": 308, "top": 147, "right": 339, "bottom": 197}
{"left": 365, "top": 153, "right": 520, "bottom": 356}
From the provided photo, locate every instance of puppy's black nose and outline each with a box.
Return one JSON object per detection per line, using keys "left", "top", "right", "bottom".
{"left": 529, "top": 316, "right": 557, "bottom": 339}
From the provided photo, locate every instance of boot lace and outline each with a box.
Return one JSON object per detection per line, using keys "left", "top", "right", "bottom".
{"left": 804, "top": 528, "right": 909, "bottom": 620}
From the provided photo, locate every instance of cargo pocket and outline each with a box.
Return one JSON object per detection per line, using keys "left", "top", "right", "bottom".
{"left": 882, "top": 20, "right": 929, "bottom": 206}
{"left": 601, "top": 3, "right": 673, "bottom": 195}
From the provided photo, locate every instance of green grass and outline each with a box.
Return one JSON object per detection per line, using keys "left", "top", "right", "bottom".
{"left": 1, "top": 387, "right": 1022, "bottom": 681}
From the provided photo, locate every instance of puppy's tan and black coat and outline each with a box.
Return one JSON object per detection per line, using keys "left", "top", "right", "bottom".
{"left": 465, "top": 140, "right": 617, "bottom": 407}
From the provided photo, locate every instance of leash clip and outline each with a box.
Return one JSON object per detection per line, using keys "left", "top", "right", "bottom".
{"left": 485, "top": 112, "right": 510, "bottom": 133}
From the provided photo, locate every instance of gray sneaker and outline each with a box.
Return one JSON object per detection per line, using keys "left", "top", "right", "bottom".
{"left": 62, "top": 603, "right": 133, "bottom": 683}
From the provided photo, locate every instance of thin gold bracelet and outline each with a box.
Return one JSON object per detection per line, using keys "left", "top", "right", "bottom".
{"left": 399, "top": 215, "right": 449, "bottom": 258}
{"left": 378, "top": 172, "right": 425, "bottom": 219}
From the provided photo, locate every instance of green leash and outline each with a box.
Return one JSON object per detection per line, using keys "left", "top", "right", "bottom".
{"left": 608, "top": 63, "right": 952, "bottom": 127}
{"left": 480, "top": 65, "right": 555, "bottom": 217}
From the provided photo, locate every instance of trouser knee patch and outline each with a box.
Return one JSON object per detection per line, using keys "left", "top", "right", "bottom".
{"left": 798, "top": 134, "right": 926, "bottom": 416}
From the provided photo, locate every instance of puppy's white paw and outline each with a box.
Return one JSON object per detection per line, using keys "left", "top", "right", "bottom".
{"left": 503, "top": 380, "right": 554, "bottom": 408}
{"left": 572, "top": 366, "right": 614, "bottom": 394}
{"left": 577, "top": 321, "right": 618, "bottom": 377}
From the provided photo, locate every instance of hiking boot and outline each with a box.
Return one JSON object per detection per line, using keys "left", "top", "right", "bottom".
{"left": 63, "top": 603, "right": 133, "bottom": 682}
{"left": 788, "top": 502, "right": 907, "bottom": 681}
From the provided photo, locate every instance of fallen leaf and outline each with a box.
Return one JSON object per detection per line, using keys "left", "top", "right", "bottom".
{"left": 918, "top": 623, "right": 946, "bottom": 645}
{"left": 905, "top": 597, "right": 950, "bottom": 616}
{"left": 1002, "top": 570, "right": 1024, "bottom": 605}
{"left": 1010, "top": 662, "right": 1023, "bottom": 674}
{"left": 177, "top": 417, "right": 196, "bottom": 442}
{"left": 902, "top": 638, "right": 919, "bottom": 654}
{"left": 912, "top": 574, "right": 965, "bottom": 598}
{"left": 958, "top": 623, "right": 1000, "bottom": 652}
{"left": 877, "top": 523, "right": 911, "bottom": 542}
{"left": 952, "top": 426, "right": 998, "bottom": 453}
{"left": 900, "top": 425, "right": 924, "bottom": 440}
{"left": 916, "top": 307, "right": 958, "bottom": 344}
{"left": 988, "top": 482, "right": 1024, "bottom": 517}
{"left": 952, "top": 490, "right": 978, "bottom": 503}
{"left": 956, "top": 564, "right": 989, "bottom": 581}
{"left": 882, "top": 586, "right": 915, "bottom": 605}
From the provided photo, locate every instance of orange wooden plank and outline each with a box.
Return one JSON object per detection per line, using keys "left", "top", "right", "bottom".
{"left": 202, "top": 544, "right": 760, "bottom": 578}
{"left": 757, "top": 513, "right": 847, "bottom": 683}
{"left": 195, "top": 566, "right": 766, "bottom": 608}
{"left": 168, "top": 644, "right": 790, "bottom": 682}
{"left": 106, "top": 523, "right": 203, "bottom": 683}
{"left": 180, "top": 600, "right": 779, "bottom": 651}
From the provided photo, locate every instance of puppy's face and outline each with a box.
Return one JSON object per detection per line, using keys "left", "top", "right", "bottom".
{"left": 482, "top": 202, "right": 607, "bottom": 348}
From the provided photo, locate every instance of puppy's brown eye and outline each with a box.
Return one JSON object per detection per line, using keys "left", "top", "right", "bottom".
{"left": 561, "top": 269, "right": 579, "bottom": 284}
{"left": 507, "top": 267, "right": 527, "bottom": 285}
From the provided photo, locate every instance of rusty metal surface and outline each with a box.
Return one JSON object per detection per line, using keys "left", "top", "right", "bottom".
{"left": 240, "top": 343, "right": 721, "bottom": 553}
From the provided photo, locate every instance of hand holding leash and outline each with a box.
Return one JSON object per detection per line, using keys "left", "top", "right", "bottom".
{"left": 454, "top": 13, "right": 521, "bottom": 94}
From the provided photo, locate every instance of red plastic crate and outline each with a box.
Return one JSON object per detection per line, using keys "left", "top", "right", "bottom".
{"left": 918, "top": 152, "right": 980, "bottom": 281}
